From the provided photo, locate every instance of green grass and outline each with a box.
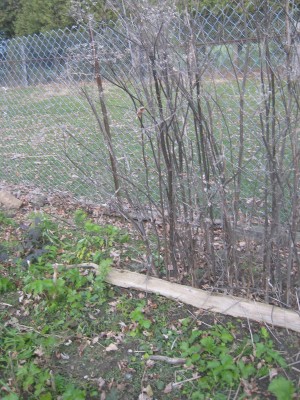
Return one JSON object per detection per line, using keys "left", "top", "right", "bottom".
{"left": 0, "top": 77, "right": 296, "bottom": 215}
{"left": 0, "top": 82, "right": 133, "bottom": 198}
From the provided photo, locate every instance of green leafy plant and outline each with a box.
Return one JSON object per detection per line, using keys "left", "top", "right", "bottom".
{"left": 130, "top": 301, "right": 152, "bottom": 335}
{"left": 16, "top": 361, "right": 51, "bottom": 397}
{"left": 23, "top": 215, "right": 60, "bottom": 247}
{"left": 0, "top": 327, "right": 88, "bottom": 399}
{"left": 1, "top": 209, "right": 298, "bottom": 400}
{"left": 178, "top": 325, "right": 291, "bottom": 396}
{"left": 61, "top": 383, "right": 86, "bottom": 400}
{"left": 61, "top": 210, "right": 129, "bottom": 267}
{"left": 1, "top": 393, "right": 20, "bottom": 400}
{"left": 0, "top": 276, "right": 15, "bottom": 293}
{"left": 25, "top": 278, "right": 66, "bottom": 299}
{"left": 268, "top": 376, "right": 295, "bottom": 400}
{"left": 0, "top": 211, "right": 15, "bottom": 226}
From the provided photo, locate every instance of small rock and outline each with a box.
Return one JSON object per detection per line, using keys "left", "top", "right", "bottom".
{"left": 124, "top": 373, "right": 133, "bottom": 381}
{"left": 0, "top": 190, "right": 22, "bottom": 210}
{"left": 30, "top": 194, "right": 48, "bottom": 208}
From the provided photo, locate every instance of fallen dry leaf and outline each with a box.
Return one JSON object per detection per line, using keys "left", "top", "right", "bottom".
{"left": 33, "top": 347, "right": 44, "bottom": 358}
{"left": 146, "top": 359, "right": 155, "bottom": 368}
{"left": 269, "top": 368, "right": 278, "bottom": 380}
{"left": 144, "top": 384, "right": 153, "bottom": 397}
{"left": 97, "top": 377, "right": 106, "bottom": 389}
{"left": 117, "top": 382, "right": 127, "bottom": 391}
{"left": 138, "top": 394, "right": 152, "bottom": 400}
{"left": 60, "top": 352, "right": 70, "bottom": 360}
{"left": 92, "top": 336, "right": 99, "bottom": 344}
{"left": 105, "top": 343, "right": 118, "bottom": 352}
{"left": 100, "top": 391, "right": 106, "bottom": 400}
{"left": 78, "top": 341, "right": 88, "bottom": 356}
{"left": 163, "top": 382, "right": 174, "bottom": 394}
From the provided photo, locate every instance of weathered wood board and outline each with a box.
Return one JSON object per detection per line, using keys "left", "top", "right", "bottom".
{"left": 104, "top": 269, "right": 300, "bottom": 334}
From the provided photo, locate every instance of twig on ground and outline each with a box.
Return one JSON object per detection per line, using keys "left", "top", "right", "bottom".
{"left": 140, "top": 365, "right": 147, "bottom": 393}
{"left": 187, "top": 308, "right": 213, "bottom": 329}
{"left": 247, "top": 318, "right": 254, "bottom": 347}
{"left": 232, "top": 382, "right": 241, "bottom": 400}
{"left": 11, "top": 321, "right": 65, "bottom": 339}
{"left": 171, "top": 375, "right": 201, "bottom": 387}
{"left": 291, "top": 366, "right": 300, "bottom": 373}
{"left": 55, "top": 262, "right": 99, "bottom": 270}
{"left": 171, "top": 337, "right": 178, "bottom": 351}
{"left": 149, "top": 355, "right": 186, "bottom": 365}
{"left": 296, "top": 290, "right": 300, "bottom": 312}
{"left": 263, "top": 323, "right": 282, "bottom": 344}
{"left": 287, "top": 360, "right": 300, "bottom": 367}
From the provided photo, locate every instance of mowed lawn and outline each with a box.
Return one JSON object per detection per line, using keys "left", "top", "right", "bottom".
{"left": 0, "top": 77, "right": 293, "bottom": 207}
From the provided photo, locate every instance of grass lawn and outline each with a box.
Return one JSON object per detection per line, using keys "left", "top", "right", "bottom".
{"left": 0, "top": 76, "right": 295, "bottom": 217}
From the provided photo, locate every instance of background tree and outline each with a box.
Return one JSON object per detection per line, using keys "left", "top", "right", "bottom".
{"left": 70, "top": 0, "right": 116, "bottom": 24}
{"left": 14, "top": 0, "right": 75, "bottom": 36}
{"left": 0, "top": 0, "right": 20, "bottom": 38}
{"left": 0, "top": 0, "right": 113, "bottom": 37}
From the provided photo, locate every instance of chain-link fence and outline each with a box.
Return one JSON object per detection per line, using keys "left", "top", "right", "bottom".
{"left": 0, "top": 3, "right": 297, "bottom": 199}
{"left": 1, "top": 1, "right": 300, "bottom": 303}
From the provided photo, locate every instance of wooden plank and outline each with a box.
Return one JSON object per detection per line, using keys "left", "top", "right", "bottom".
{"left": 105, "top": 269, "right": 300, "bottom": 334}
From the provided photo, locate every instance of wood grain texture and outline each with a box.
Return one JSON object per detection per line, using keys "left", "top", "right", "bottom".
{"left": 105, "top": 269, "right": 300, "bottom": 333}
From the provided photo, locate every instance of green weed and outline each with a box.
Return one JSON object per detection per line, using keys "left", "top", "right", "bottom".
{"left": 0, "top": 210, "right": 298, "bottom": 399}
{"left": 177, "top": 324, "right": 290, "bottom": 397}
{"left": 0, "top": 276, "right": 15, "bottom": 293}
{"left": 0, "top": 211, "right": 15, "bottom": 226}
{"left": 129, "top": 301, "right": 152, "bottom": 336}
{"left": 268, "top": 376, "right": 295, "bottom": 400}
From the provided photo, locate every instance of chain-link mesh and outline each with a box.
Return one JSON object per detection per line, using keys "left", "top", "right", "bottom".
{"left": 0, "top": 1, "right": 299, "bottom": 217}
{"left": 2, "top": 1, "right": 300, "bottom": 302}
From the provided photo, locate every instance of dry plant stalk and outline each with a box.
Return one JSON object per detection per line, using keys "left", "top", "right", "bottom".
{"left": 68, "top": 0, "right": 300, "bottom": 308}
